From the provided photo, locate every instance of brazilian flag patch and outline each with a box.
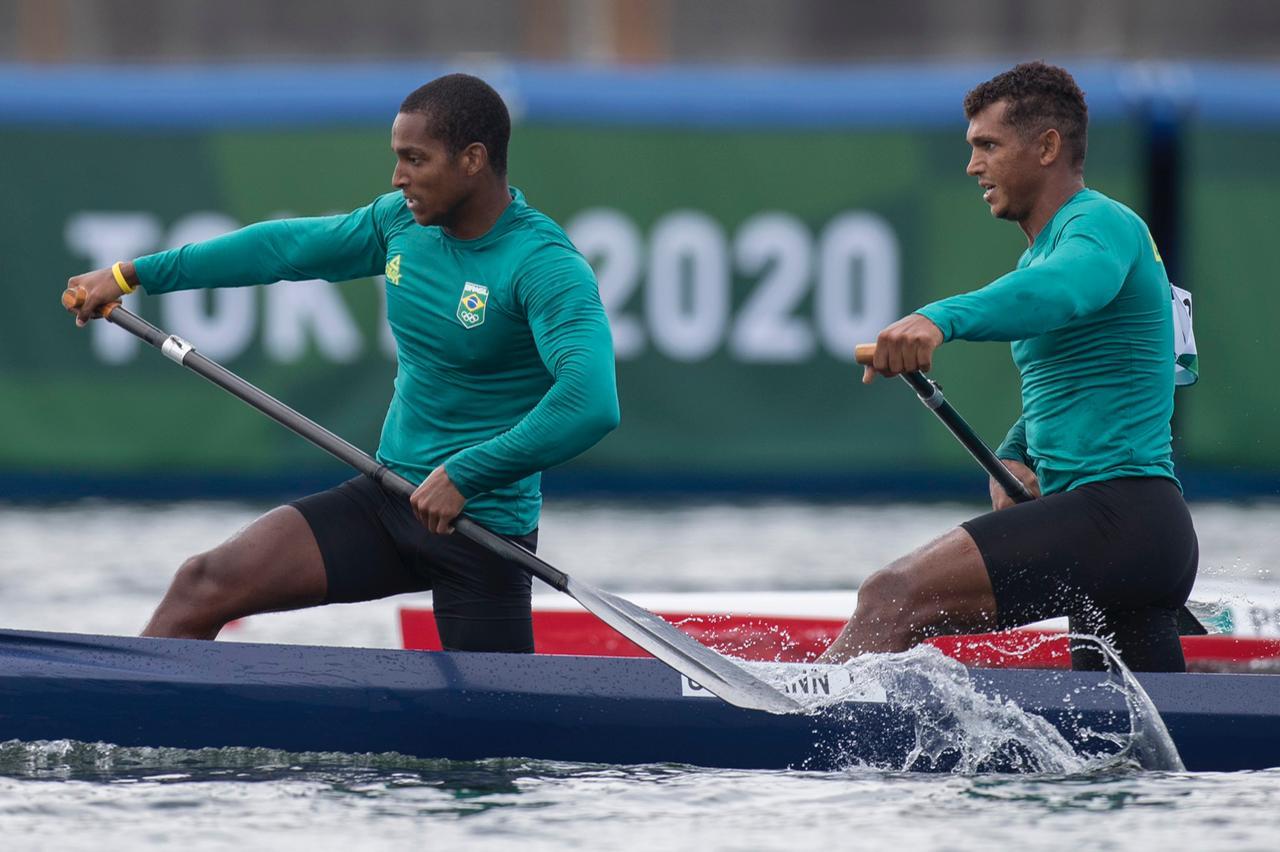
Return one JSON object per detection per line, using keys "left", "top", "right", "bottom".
{"left": 457, "top": 282, "right": 489, "bottom": 329}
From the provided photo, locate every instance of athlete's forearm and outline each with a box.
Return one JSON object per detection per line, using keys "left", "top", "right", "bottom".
{"left": 445, "top": 349, "right": 620, "bottom": 497}
{"left": 917, "top": 235, "right": 1128, "bottom": 342}
{"left": 135, "top": 209, "right": 385, "bottom": 294}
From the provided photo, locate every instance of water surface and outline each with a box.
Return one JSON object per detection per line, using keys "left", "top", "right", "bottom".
{"left": 0, "top": 499, "right": 1276, "bottom": 850}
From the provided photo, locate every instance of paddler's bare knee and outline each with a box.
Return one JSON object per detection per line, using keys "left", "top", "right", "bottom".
{"left": 835, "top": 527, "right": 997, "bottom": 656}
{"left": 142, "top": 550, "right": 241, "bottom": 639}
{"left": 853, "top": 564, "right": 932, "bottom": 650}
{"left": 142, "top": 506, "right": 327, "bottom": 640}
{"left": 172, "top": 551, "right": 232, "bottom": 608}
{"left": 817, "top": 565, "right": 927, "bottom": 661}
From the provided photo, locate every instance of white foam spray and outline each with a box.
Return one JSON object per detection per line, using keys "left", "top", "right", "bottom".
{"left": 745, "top": 633, "right": 1184, "bottom": 774}
{"left": 1069, "top": 634, "right": 1184, "bottom": 772}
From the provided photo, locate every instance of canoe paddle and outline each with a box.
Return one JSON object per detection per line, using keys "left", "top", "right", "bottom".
{"left": 853, "top": 343, "right": 1206, "bottom": 636}
{"left": 63, "top": 288, "right": 803, "bottom": 714}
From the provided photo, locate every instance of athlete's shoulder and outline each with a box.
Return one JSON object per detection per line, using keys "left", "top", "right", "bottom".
{"left": 1055, "top": 189, "right": 1149, "bottom": 250}
{"left": 369, "top": 191, "right": 415, "bottom": 229}
{"left": 1061, "top": 189, "right": 1143, "bottom": 232}
{"left": 507, "top": 190, "right": 595, "bottom": 276}
{"left": 506, "top": 190, "right": 579, "bottom": 253}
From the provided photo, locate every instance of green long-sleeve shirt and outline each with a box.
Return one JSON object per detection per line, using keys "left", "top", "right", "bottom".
{"left": 135, "top": 188, "right": 620, "bottom": 535}
{"left": 916, "top": 188, "right": 1177, "bottom": 495}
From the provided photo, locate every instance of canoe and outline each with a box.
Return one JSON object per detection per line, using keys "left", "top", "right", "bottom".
{"left": 0, "top": 628, "right": 1277, "bottom": 773}
{"left": 401, "top": 588, "right": 1280, "bottom": 672}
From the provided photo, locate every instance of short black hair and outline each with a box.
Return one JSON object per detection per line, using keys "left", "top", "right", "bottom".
{"left": 400, "top": 73, "right": 510, "bottom": 176}
{"left": 964, "top": 62, "right": 1088, "bottom": 168}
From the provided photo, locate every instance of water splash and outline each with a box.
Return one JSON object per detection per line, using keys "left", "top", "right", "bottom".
{"left": 747, "top": 634, "right": 1184, "bottom": 775}
{"left": 924, "top": 630, "right": 1183, "bottom": 770}
{"left": 746, "top": 647, "right": 1086, "bottom": 773}
{"left": 1184, "top": 597, "right": 1235, "bottom": 635}
{"left": 1071, "top": 635, "right": 1184, "bottom": 772}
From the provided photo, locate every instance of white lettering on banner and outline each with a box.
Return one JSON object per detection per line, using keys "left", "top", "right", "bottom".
{"left": 567, "top": 208, "right": 646, "bottom": 358}
{"left": 64, "top": 212, "right": 162, "bottom": 364}
{"left": 262, "top": 205, "right": 368, "bottom": 363}
{"left": 816, "top": 213, "right": 900, "bottom": 360}
{"left": 265, "top": 279, "right": 362, "bottom": 364}
{"left": 160, "top": 213, "right": 255, "bottom": 361}
{"left": 730, "top": 212, "right": 816, "bottom": 362}
{"left": 567, "top": 207, "right": 900, "bottom": 364}
{"left": 647, "top": 211, "right": 730, "bottom": 362}
{"left": 64, "top": 211, "right": 373, "bottom": 366}
{"left": 66, "top": 207, "right": 901, "bottom": 367}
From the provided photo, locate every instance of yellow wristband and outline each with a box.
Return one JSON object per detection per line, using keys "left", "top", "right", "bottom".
{"left": 111, "top": 261, "right": 135, "bottom": 295}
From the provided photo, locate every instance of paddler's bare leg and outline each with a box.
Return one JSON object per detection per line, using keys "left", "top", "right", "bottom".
{"left": 817, "top": 527, "right": 997, "bottom": 662}
{"left": 142, "top": 506, "right": 326, "bottom": 639}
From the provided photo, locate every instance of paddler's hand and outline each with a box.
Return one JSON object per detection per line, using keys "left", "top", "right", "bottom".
{"left": 411, "top": 465, "right": 466, "bottom": 534}
{"left": 862, "top": 314, "right": 944, "bottom": 383}
{"left": 990, "top": 459, "right": 1040, "bottom": 511}
{"left": 65, "top": 263, "right": 139, "bottom": 327}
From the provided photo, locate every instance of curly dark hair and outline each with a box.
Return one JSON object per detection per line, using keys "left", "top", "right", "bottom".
{"left": 400, "top": 73, "right": 510, "bottom": 176}
{"left": 964, "top": 62, "right": 1088, "bottom": 168}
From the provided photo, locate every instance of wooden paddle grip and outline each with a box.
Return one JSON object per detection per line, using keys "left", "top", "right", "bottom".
{"left": 854, "top": 343, "right": 876, "bottom": 365}
{"left": 61, "top": 287, "right": 85, "bottom": 309}
{"left": 62, "top": 286, "right": 119, "bottom": 319}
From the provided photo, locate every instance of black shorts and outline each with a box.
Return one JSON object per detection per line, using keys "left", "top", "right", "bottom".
{"left": 962, "top": 476, "right": 1198, "bottom": 672}
{"left": 290, "top": 475, "right": 536, "bottom": 653}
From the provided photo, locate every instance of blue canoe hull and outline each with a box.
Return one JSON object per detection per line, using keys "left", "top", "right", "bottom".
{"left": 0, "top": 629, "right": 1276, "bottom": 772}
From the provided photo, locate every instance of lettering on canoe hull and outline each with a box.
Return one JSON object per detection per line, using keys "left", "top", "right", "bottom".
{"left": 680, "top": 667, "right": 887, "bottom": 703}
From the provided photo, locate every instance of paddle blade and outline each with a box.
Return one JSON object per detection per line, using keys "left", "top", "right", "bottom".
{"left": 565, "top": 578, "right": 803, "bottom": 714}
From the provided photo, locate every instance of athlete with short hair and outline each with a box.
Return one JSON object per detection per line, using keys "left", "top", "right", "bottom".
{"left": 66, "top": 73, "right": 620, "bottom": 653}
{"left": 820, "top": 61, "right": 1198, "bottom": 672}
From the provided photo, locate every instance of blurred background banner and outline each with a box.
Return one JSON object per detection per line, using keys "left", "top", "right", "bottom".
{"left": 1, "top": 1, "right": 1278, "bottom": 501}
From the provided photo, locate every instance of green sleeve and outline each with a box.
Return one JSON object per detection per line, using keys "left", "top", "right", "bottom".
{"left": 995, "top": 416, "right": 1030, "bottom": 467}
{"left": 444, "top": 251, "right": 620, "bottom": 496}
{"left": 916, "top": 212, "right": 1135, "bottom": 342}
{"left": 133, "top": 197, "right": 395, "bottom": 293}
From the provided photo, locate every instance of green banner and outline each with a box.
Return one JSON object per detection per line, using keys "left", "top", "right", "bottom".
{"left": 1176, "top": 125, "right": 1280, "bottom": 469}
{"left": 4, "top": 119, "right": 1208, "bottom": 491}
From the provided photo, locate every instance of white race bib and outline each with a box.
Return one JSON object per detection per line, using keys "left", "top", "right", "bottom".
{"left": 1171, "top": 283, "right": 1198, "bottom": 386}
